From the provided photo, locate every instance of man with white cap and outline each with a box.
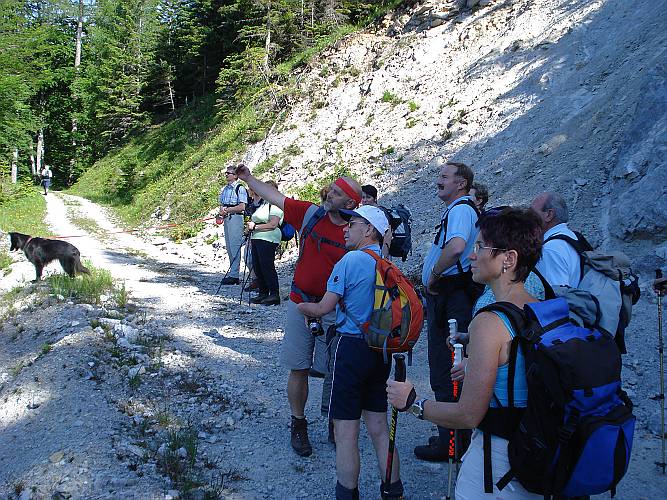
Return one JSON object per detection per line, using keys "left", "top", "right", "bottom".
{"left": 298, "top": 205, "right": 403, "bottom": 500}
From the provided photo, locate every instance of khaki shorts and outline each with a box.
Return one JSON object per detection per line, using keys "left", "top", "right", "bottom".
{"left": 280, "top": 299, "right": 337, "bottom": 372}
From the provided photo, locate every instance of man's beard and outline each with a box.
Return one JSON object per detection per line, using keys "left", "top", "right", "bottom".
{"left": 323, "top": 200, "right": 336, "bottom": 213}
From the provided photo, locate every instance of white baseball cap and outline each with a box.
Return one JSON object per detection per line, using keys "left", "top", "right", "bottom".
{"left": 340, "top": 205, "right": 390, "bottom": 235}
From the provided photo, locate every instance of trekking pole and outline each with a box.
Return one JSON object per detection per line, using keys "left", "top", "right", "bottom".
{"left": 656, "top": 269, "right": 666, "bottom": 473}
{"left": 446, "top": 319, "right": 463, "bottom": 500}
{"left": 214, "top": 231, "right": 248, "bottom": 295}
{"left": 383, "top": 353, "right": 406, "bottom": 499}
{"left": 239, "top": 235, "right": 253, "bottom": 305}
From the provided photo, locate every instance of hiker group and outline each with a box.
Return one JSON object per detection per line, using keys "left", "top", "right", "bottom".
{"left": 214, "top": 158, "right": 643, "bottom": 499}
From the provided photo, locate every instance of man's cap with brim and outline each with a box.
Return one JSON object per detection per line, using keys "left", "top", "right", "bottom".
{"left": 339, "top": 205, "right": 389, "bottom": 235}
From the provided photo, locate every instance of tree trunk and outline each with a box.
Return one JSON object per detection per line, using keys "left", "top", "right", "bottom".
{"left": 70, "top": 0, "right": 84, "bottom": 186}
{"left": 11, "top": 149, "right": 18, "bottom": 184}
{"left": 30, "top": 153, "right": 36, "bottom": 176}
{"left": 36, "top": 129, "right": 44, "bottom": 174}
{"left": 167, "top": 71, "right": 175, "bottom": 111}
{"left": 74, "top": 0, "right": 83, "bottom": 67}
{"left": 264, "top": 1, "right": 271, "bottom": 74}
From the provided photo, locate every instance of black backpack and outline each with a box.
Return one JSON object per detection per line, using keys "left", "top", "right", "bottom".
{"left": 476, "top": 299, "right": 635, "bottom": 497}
{"left": 383, "top": 204, "right": 412, "bottom": 261}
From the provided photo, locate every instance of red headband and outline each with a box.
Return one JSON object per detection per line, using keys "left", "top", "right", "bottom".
{"left": 334, "top": 178, "right": 361, "bottom": 206}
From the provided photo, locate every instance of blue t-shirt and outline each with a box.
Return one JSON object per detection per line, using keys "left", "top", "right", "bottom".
{"left": 327, "top": 244, "right": 381, "bottom": 337}
{"left": 422, "top": 196, "right": 478, "bottom": 286}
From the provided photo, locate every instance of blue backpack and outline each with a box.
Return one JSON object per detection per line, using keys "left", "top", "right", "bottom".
{"left": 280, "top": 221, "right": 296, "bottom": 242}
{"left": 476, "top": 298, "right": 635, "bottom": 498}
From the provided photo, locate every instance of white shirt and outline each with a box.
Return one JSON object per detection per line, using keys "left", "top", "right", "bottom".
{"left": 536, "top": 223, "right": 581, "bottom": 287}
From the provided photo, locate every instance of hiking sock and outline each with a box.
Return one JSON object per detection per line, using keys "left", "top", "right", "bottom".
{"left": 335, "top": 481, "right": 359, "bottom": 500}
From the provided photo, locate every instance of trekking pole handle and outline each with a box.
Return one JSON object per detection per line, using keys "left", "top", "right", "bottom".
{"left": 393, "top": 353, "right": 406, "bottom": 383}
{"left": 453, "top": 343, "right": 464, "bottom": 365}
{"left": 448, "top": 318, "right": 458, "bottom": 346}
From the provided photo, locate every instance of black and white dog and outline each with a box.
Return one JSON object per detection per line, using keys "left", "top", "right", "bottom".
{"left": 9, "top": 232, "right": 90, "bottom": 281}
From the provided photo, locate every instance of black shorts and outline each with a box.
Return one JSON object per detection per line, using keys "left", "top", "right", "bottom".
{"left": 329, "top": 335, "right": 391, "bottom": 420}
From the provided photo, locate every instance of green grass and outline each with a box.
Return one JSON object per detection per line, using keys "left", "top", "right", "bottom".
{"left": 46, "top": 262, "right": 115, "bottom": 304}
{"left": 0, "top": 179, "right": 53, "bottom": 269}
{"left": 0, "top": 251, "right": 12, "bottom": 272}
{"left": 0, "top": 180, "right": 52, "bottom": 236}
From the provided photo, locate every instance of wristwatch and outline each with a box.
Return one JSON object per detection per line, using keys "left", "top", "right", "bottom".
{"left": 410, "top": 398, "right": 427, "bottom": 420}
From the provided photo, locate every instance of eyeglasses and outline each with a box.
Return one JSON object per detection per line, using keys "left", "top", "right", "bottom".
{"left": 347, "top": 220, "right": 368, "bottom": 229}
{"left": 473, "top": 242, "right": 507, "bottom": 254}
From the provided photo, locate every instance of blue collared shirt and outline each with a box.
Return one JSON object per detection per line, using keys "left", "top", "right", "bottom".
{"left": 327, "top": 244, "right": 381, "bottom": 336}
{"left": 421, "top": 195, "right": 478, "bottom": 286}
{"left": 219, "top": 181, "right": 248, "bottom": 207}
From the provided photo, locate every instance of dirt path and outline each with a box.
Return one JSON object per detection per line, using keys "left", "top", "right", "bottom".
{"left": 1, "top": 192, "right": 665, "bottom": 499}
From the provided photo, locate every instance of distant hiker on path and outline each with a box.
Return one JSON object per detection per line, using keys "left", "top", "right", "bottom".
{"left": 388, "top": 208, "right": 544, "bottom": 499}
{"left": 236, "top": 163, "right": 362, "bottom": 457}
{"left": 298, "top": 205, "right": 403, "bottom": 500}
{"left": 218, "top": 166, "right": 248, "bottom": 285}
{"left": 417, "top": 160, "right": 480, "bottom": 462}
{"left": 40, "top": 165, "right": 53, "bottom": 195}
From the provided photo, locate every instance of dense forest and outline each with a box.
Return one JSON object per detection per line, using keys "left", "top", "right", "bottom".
{"left": 0, "top": 0, "right": 402, "bottom": 189}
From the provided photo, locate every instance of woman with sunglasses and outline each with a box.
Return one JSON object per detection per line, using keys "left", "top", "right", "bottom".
{"left": 387, "top": 207, "right": 543, "bottom": 498}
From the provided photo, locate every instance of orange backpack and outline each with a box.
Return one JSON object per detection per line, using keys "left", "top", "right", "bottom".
{"left": 342, "top": 250, "right": 424, "bottom": 361}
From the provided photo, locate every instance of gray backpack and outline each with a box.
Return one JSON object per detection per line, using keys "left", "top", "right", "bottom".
{"left": 542, "top": 234, "right": 640, "bottom": 353}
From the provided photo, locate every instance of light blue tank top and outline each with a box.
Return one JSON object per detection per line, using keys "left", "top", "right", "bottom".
{"left": 489, "top": 312, "right": 528, "bottom": 408}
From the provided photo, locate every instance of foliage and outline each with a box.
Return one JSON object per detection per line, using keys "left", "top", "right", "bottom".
{"left": 294, "top": 164, "right": 352, "bottom": 204}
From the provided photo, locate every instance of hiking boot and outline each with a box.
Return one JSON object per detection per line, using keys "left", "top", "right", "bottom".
{"left": 414, "top": 438, "right": 448, "bottom": 462}
{"left": 290, "top": 416, "right": 312, "bottom": 457}
{"left": 243, "top": 279, "right": 259, "bottom": 291}
{"left": 380, "top": 479, "right": 404, "bottom": 499}
{"left": 221, "top": 277, "right": 239, "bottom": 285}
{"left": 261, "top": 292, "right": 281, "bottom": 306}
{"left": 250, "top": 293, "right": 268, "bottom": 304}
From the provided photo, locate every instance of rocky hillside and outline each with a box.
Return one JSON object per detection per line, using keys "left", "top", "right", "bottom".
{"left": 242, "top": 0, "right": 666, "bottom": 276}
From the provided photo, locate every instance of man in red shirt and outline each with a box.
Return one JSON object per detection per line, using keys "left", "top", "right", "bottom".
{"left": 236, "top": 163, "right": 362, "bottom": 457}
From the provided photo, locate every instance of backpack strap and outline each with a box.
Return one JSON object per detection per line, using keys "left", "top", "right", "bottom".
{"left": 433, "top": 198, "right": 479, "bottom": 273}
{"left": 531, "top": 267, "right": 555, "bottom": 300}
{"left": 297, "top": 205, "right": 346, "bottom": 261}
{"left": 544, "top": 233, "right": 587, "bottom": 282}
{"left": 476, "top": 302, "right": 529, "bottom": 494}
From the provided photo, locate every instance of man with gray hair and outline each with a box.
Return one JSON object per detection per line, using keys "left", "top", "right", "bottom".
{"left": 531, "top": 192, "right": 582, "bottom": 287}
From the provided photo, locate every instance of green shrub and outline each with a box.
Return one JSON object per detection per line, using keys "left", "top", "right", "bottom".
{"left": 408, "top": 101, "right": 420, "bottom": 112}
{"left": 382, "top": 90, "right": 397, "bottom": 103}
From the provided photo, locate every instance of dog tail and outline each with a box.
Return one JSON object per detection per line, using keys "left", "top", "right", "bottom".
{"left": 75, "top": 258, "right": 90, "bottom": 275}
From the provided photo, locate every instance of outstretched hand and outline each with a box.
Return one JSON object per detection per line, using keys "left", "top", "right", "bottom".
{"left": 235, "top": 163, "right": 251, "bottom": 181}
{"left": 386, "top": 379, "right": 416, "bottom": 411}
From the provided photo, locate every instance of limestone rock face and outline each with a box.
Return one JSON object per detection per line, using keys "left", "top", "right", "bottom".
{"left": 610, "top": 59, "right": 667, "bottom": 242}
{"left": 242, "top": 0, "right": 667, "bottom": 272}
